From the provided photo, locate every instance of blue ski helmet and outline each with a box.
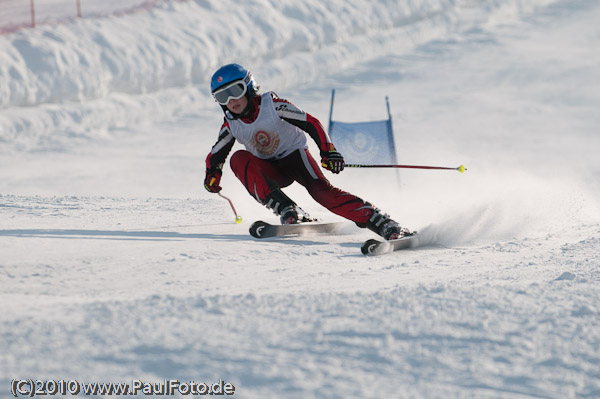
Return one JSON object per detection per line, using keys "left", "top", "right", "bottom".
{"left": 210, "top": 63, "right": 257, "bottom": 97}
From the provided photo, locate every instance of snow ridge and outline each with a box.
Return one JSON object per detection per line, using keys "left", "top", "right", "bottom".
{"left": 1, "top": 0, "right": 555, "bottom": 152}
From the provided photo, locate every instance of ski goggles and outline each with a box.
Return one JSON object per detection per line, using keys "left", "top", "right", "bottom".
{"left": 212, "top": 80, "right": 247, "bottom": 105}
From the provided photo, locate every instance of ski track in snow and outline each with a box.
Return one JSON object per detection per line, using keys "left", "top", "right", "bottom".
{"left": 1, "top": 0, "right": 600, "bottom": 398}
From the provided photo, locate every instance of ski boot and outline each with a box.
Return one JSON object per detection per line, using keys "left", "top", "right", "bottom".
{"left": 264, "top": 189, "right": 315, "bottom": 225}
{"left": 366, "top": 206, "right": 413, "bottom": 240}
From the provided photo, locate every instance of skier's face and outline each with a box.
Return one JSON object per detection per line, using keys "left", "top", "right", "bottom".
{"left": 226, "top": 95, "right": 248, "bottom": 114}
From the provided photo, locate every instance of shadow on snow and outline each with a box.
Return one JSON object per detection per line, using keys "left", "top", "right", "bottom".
{"left": 0, "top": 229, "right": 249, "bottom": 242}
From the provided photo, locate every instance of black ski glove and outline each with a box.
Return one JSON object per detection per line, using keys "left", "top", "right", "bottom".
{"left": 204, "top": 168, "right": 222, "bottom": 193}
{"left": 321, "top": 150, "right": 345, "bottom": 174}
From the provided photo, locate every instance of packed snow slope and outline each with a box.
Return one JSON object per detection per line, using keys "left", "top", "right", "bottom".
{"left": 1, "top": 0, "right": 600, "bottom": 398}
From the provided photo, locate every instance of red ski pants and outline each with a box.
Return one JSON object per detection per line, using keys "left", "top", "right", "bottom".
{"left": 229, "top": 149, "right": 372, "bottom": 225}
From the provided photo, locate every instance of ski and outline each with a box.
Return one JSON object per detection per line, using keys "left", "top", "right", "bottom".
{"left": 249, "top": 220, "right": 344, "bottom": 239}
{"left": 361, "top": 234, "right": 420, "bottom": 256}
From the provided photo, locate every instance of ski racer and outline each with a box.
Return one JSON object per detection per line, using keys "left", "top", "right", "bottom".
{"left": 203, "top": 63, "right": 412, "bottom": 240}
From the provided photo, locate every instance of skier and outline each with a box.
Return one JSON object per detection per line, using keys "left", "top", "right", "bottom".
{"left": 203, "top": 63, "right": 412, "bottom": 240}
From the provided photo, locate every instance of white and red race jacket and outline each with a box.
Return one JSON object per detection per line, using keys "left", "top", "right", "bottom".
{"left": 205, "top": 92, "right": 335, "bottom": 171}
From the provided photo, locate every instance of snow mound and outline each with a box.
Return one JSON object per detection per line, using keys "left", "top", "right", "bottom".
{"left": 1, "top": 0, "right": 556, "bottom": 152}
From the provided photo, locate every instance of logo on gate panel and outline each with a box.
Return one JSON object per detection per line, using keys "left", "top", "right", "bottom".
{"left": 252, "top": 130, "right": 280, "bottom": 156}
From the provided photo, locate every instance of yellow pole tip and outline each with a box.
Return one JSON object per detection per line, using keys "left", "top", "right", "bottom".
{"left": 458, "top": 165, "right": 466, "bottom": 173}
{"left": 235, "top": 216, "right": 243, "bottom": 224}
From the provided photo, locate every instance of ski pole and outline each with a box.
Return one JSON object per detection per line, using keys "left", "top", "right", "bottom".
{"left": 345, "top": 164, "right": 466, "bottom": 173}
{"left": 218, "top": 192, "right": 243, "bottom": 224}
